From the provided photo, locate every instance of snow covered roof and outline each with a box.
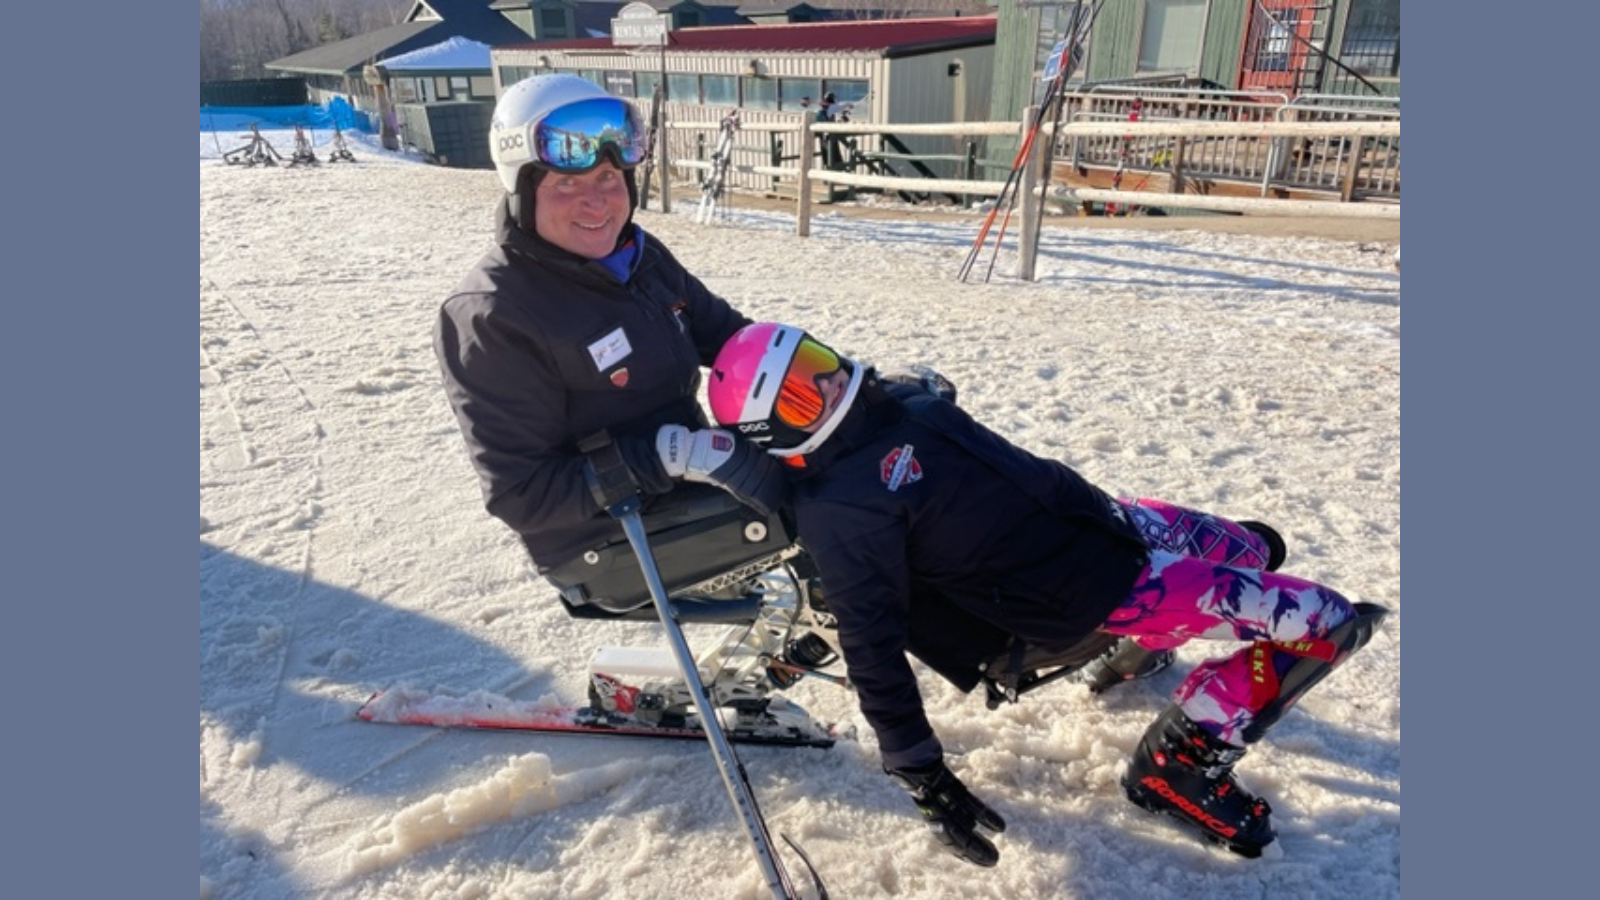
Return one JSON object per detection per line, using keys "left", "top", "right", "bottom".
{"left": 381, "top": 36, "right": 492, "bottom": 71}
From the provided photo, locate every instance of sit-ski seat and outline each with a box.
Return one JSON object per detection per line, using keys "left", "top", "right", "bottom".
{"left": 545, "top": 483, "right": 798, "bottom": 622}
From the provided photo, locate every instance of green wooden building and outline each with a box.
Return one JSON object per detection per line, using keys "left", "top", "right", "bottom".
{"left": 988, "top": 0, "right": 1400, "bottom": 128}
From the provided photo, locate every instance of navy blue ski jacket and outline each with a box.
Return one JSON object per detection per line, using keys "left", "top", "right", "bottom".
{"left": 791, "top": 379, "right": 1149, "bottom": 769}
{"left": 435, "top": 198, "right": 750, "bottom": 570}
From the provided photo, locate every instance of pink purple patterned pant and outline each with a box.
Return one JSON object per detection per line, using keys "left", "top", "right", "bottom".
{"left": 1102, "top": 498, "right": 1357, "bottom": 745}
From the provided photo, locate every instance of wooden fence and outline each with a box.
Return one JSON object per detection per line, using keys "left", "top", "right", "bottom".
{"left": 651, "top": 110, "right": 1399, "bottom": 280}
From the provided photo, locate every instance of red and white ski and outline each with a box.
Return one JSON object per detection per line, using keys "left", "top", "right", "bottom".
{"left": 357, "top": 686, "right": 842, "bottom": 749}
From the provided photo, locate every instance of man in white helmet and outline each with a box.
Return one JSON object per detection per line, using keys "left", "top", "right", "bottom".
{"left": 433, "top": 74, "right": 787, "bottom": 612}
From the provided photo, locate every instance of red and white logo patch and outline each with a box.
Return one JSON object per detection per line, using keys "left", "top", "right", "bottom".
{"left": 880, "top": 444, "right": 922, "bottom": 491}
{"left": 609, "top": 367, "right": 630, "bottom": 388}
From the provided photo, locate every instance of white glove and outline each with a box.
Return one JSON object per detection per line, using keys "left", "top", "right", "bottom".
{"left": 655, "top": 425, "right": 787, "bottom": 515}
{"left": 656, "top": 425, "right": 739, "bottom": 483}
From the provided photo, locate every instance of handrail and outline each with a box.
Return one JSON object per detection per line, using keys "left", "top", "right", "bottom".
{"left": 1085, "top": 84, "right": 1292, "bottom": 106}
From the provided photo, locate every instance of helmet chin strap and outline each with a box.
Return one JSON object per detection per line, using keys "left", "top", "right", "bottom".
{"left": 511, "top": 164, "right": 543, "bottom": 232}
{"left": 770, "top": 361, "right": 864, "bottom": 459}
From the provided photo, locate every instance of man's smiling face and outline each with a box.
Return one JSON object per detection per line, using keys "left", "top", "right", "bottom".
{"left": 533, "top": 160, "right": 631, "bottom": 258}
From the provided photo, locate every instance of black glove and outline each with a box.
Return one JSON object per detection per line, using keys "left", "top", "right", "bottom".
{"left": 618, "top": 434, "right": 678, "bottom": 492}
{"left": 887, "top": 759, "right": 1006, "bottom": 867}
{"left": 880, "top": 363, "right": 958, "bottom": 404}
{"left": 655, "top": 425, "right": 788, "bottom": 516}
{"left": 580, "top": 432, "right": 674, "bottom": 514}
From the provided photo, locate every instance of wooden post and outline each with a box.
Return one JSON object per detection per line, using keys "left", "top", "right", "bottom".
{"left": 797, "top": 114, "right": 814, "bottom": 237}
{"left": 1171, "top": 136, "right": 1186, "bottom": 195}
{"left": 963, "top": 140, "right": 977, "bottom": 208}
{"left": 363, "top": 65, "right": 399, "bottom": 151}
{"left": 1340, "top": 135, "right": 1366, "bottom": 203}
{"left": 1019, "top": 105, "right": 1042, "bottom": 282}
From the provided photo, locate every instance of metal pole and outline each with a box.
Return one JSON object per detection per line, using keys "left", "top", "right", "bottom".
{"left": 796, "top": 113, "right": 814, "bottom": 237}
{"left": 658, "top": 38, "right": 671, "bottom": 213}
{"left": 615, "top": 506, "right": 792, "bottom": 899}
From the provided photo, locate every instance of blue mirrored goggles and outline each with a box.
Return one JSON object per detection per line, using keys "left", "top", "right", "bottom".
{"left": 532, "top": 97, "right": 647, "bottom": 172}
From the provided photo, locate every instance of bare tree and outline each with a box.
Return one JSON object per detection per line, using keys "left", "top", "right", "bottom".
{"left": 201, "top": 0, "right": 410, "bottom": 82}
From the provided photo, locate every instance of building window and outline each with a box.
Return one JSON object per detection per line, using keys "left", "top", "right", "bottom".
{"left": 1137, "top": 0, "right": 1206, "bottom": 73}
{"left": 498, "top": 65, "right": 531, "bottom": 88}
{"left": 1248, "top": 7, "right": 1297, "bottom": 72}
{"left": 742, "top": 76, "right": 778, "bottom": 110}
{"left": 1342, "top": 0, "right": 1399, "bottom": 78}
{"left": 821, "top": 80, "right": 869, "bottom": 118}
{"left": 1036, "top": 1, "right": 1092, "bottom": 90}
{"left": 636, "top": 71, "right": 663, "bottom": 99}
{"left": 669, "top": 73, "right": 700, "bottom": 103}
{"left": 703, "top": 75, "right": 738, "bottom": 107}
{"left": 539, "top": 8, "right": 569, "bottom": 39}
{"left": 782, "top": 79, "right": 821, "bottom": 112}
{"left": 605, "top": 71, "right": 636, "bottom": 97}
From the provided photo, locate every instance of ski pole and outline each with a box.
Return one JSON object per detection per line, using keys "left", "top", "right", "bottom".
{"left": 613, "top": 503, "right": 807, "bottom": 899}
{"left": 578, "top": 431, "right": 823, "bottom": 898}
{"left": 957, "top": 109, "right": 1040, "bottom": 282}
{"left": 959, "top": 53, "right": 1070, "bottom": 281}
{"left": 963, "top": 0, "right": 1106, "bottom": 281}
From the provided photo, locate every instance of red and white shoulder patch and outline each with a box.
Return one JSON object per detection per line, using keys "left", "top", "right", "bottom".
{"left": 880, "top": 444, "right": 922, "bottom": 491}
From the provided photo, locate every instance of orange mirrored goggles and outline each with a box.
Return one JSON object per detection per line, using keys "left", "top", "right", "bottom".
{"left": 773, "top": 338, "right": 843, "bottom": 429}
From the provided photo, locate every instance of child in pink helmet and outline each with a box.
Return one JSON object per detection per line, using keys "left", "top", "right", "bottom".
{"left": 707, "top": 322, "right": 1387, "bottom": 865}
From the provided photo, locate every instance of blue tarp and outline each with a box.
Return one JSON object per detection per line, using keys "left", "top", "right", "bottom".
{"left": 200, "top": 98, "right": 370, "bottom": 133}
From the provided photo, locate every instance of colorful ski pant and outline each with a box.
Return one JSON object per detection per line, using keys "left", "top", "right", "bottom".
{"left": 1100, "top": 498, "right": 1357, "bottom": 746}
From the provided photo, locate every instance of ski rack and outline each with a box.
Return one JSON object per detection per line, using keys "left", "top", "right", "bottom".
{"left": 289, "top": 125, "right": 318, "bottom": 166}
{"left": 222, "top": 124, "right": 285, "bottom": 167}
{"left": 326, "top": 125, "right": 356, "bottom": 162}
{"left": 695, "top": 110, "right": 741, "bottom": 224}
{"left": 611, "top": 495, "right": 825, "bottom": 899}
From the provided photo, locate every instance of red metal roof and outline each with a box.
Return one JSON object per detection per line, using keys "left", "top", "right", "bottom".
{"left": 499, "top": 16, "right": 997, "bottom": 57}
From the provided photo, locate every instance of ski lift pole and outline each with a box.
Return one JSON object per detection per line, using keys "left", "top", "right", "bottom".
{"left": 611, "top": 499, "right": 803, "bottom": 899}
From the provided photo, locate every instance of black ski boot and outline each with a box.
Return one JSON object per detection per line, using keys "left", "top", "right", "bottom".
{"left": 784, "top": 631, "right": 839, "bottom": 668}
{"left": 1238, "top": 520, "right": 1286, "bottom": 572}
{"left": 1078, "top": 637, "right": 1175, "bottom": 694}
{"left": 1121, "top": 706, "right": 1276, "bottom": 858}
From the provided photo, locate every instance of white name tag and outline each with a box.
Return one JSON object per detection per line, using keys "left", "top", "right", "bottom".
{"left": 587, "top": 328, "right": 633, "bottom": 371}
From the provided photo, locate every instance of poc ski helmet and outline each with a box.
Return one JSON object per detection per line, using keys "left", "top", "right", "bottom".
{"left": 708, "top": 323, "right": 863, "bottom": 459}
{"left": 489, "top": 74, "right": 644, "bottom": 225}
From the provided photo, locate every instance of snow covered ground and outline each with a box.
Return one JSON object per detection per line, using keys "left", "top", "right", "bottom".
{"left": 200, "top": 125, "right": 1400, "bottom": 899}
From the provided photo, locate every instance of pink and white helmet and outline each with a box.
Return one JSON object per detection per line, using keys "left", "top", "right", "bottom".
{"left": 708, "top": 322, "right": 863, "bottom": 458}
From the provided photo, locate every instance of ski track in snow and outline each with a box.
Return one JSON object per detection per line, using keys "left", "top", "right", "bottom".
{"left": 199, "top": 128, "right": 1399, "bottom": 900}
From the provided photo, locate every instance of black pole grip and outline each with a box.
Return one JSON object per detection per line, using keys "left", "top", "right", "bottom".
{"left": 578, "top": 431, "right": 642, "bottom": 516}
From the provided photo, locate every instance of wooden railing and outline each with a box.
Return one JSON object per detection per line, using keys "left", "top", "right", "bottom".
{"left": 643, "top": 104, "right": 1398, "bottom": 279}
